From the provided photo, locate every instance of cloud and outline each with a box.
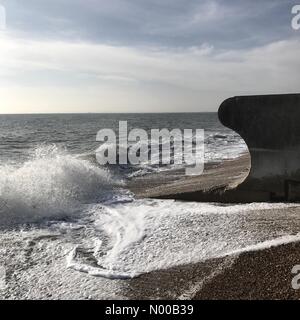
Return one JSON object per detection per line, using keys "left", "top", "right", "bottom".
{"left": 0, "top": 1, "right": 298, "bottom": 113}
{"left": 1, "top": 0, "right": 297, "bottom": 49}
{"left": 0, "top": 32, "right": 300, "bottom": 113}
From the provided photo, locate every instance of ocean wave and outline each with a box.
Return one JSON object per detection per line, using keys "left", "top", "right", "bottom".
{"left": 0, "top": 145, "right": 118, "bottom": 225}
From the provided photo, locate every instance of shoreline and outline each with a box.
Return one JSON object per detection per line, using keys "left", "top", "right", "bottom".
{"left": 2, "top": 154, "right": 300, "bottom": 300}
{"left": 124, "top": 155, "right": 300, "bottom": 300}
{"left": 124, "top": 240, "right": 300, "bottom": 300}
{"left": 128, "top": 154, "right": 250, "bottom": 200}
{"left": 195, "top": 240, "right": 300, "bottom": 300}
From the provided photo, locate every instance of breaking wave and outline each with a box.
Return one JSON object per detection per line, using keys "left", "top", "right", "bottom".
{"left": 0, "top": 145, "right": 117, "bottom": 225}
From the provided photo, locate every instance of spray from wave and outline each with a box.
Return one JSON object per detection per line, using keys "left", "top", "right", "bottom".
{"left": 0, "top": 145, "right": 116, "bottom": 225}
{"left": 2, "top": 146, "right": 300, "bottom": 283}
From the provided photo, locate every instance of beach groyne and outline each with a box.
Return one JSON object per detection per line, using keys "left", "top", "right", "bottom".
{"left": 217, "top": 93, "right": 300, "bottom": 202}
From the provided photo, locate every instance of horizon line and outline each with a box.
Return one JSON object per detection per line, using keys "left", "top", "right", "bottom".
{"left": 0, "top": 111, "right": 217, "bottom": 115}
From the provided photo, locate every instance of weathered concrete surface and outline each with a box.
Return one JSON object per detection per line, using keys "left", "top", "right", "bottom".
{"left": 218, "top": 94, "right": 300, "bottom": 202}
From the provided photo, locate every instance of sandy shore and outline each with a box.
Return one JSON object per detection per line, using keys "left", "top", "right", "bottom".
{"left": 124, "top": 240, "right": 300, "bottom": 300}
{"left": 124, "top": 155, "right": 300, "bottom": 300}
{"left": 196, "top": 241, "right": 300, "bottom": 300}
{"left": 128, "top": 154, "right": 251, "bottom": 199}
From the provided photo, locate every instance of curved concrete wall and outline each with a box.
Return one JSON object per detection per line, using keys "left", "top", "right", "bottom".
{"left": 219, "top": 93, "right": 300, "bottom": 201}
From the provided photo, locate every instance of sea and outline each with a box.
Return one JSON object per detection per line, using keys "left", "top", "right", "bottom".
{"left": 0, "top": 113, "right": 299, "bottom": 297}
{"left": 0, "top": 113, "right": 246, "bottom": 168}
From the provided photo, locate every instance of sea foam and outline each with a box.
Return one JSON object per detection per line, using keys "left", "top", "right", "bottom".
{"left": 0, "top": 145, "right": 115, "bottom": 225}
{"left": 67, "top": 200, "right": 300, "bottom": 279}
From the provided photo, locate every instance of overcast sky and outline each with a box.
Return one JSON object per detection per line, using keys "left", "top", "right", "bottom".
{"left": 0, "top": 0, "right": 299, "bottom": 113}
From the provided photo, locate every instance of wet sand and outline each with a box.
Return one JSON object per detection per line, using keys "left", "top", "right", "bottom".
{"left": 128, "top": 154, "right": 251, "bottom": 199}
{"left": 124, "top": 241, "right": 300, "bottom": 300}
{"left": 195, "top": 240, "right": 300, "bottom": 300}
{"left": 125, "top": 155, "right": 300, "bottom": 300}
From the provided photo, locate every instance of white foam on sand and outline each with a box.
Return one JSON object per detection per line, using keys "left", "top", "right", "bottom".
{"left": 67, "top": 200, "right": 300, "bottom": 279}
{"left": 1, "top": 146, "right": 300, "bottom": 283}
{"left": 227, "top": 233, "right": 300, "bottom": 255}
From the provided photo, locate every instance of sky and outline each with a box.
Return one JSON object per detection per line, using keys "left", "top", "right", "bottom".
{"left": 0, "top": 0, "right": 299, "bottom": 113}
